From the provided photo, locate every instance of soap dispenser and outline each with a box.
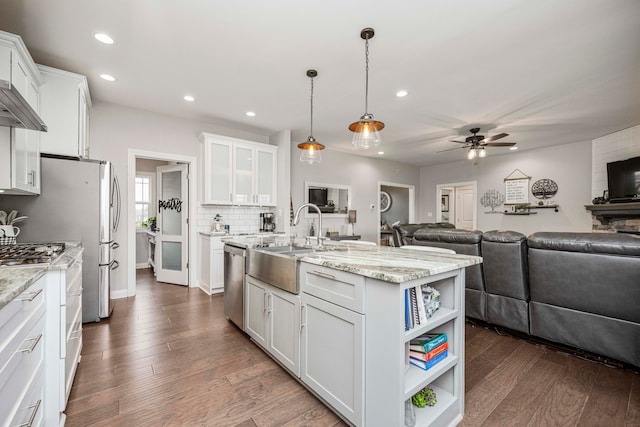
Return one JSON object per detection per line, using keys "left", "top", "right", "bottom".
{"left": 309, "top": 220, "right": 315, "bottom": 237}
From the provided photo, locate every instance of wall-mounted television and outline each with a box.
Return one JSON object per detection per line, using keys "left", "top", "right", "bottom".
{"left": 607, "top": 156, "right": 640, "bottom": 202}
{"left": 308, "top": 187, "right": 328, "bottom": 206}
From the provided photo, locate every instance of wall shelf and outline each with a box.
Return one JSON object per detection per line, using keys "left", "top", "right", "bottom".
{"left": 504, "top": 204, "right": 559, "bottom": 215}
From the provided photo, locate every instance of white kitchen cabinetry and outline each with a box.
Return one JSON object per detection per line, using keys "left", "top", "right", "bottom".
{"left": 200, "top": 133, "right": 277, "bottom": 206}
{"left": 0, "top": 274, "right": 46, "bottom": 427}
{"left": 245, "top": 275, "right": 300, "bottom": 376}
{"left": 197, "top": 233, "right": 224, "bottom": 295}
{"left": 299, "top": 262, "right": 465, "bottom": 427}
{"left": 44, "top": 248, "right": 84, "bottom": 426}
{"left": 37, "top": 65, "right": 91, "bottom": 158}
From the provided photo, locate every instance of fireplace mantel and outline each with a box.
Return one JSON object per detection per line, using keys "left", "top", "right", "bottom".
{"left": 585, "top": 202, "right": 640, "bottom": 218}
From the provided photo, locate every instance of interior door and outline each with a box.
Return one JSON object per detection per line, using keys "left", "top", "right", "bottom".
{"left": 455, "top": 186, "right": 474, "bottom": 230}
{"left": 156, "top": 164, "right": 188, "bottom": 285}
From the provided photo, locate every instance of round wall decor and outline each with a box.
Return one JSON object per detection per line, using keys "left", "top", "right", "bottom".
{"left": 380, "top": 191, "right": 392, "bottom": 212}
{"left": 531, "top": 178, "right": 558, "bottom": 199}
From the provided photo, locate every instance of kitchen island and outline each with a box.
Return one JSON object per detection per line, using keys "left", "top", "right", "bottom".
{"left": 234, "top": 238, "right": 481, "bottom": 427}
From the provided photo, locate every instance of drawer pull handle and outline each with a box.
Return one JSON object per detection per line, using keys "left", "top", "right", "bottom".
{"left": 18, "top": 333, "right": 43, "bottom": 354}
{"left": 19, "top": 399, "right": 41, "bottom": 427}
{"left": 17, "top": 288, "right": 43, "bottom": 302}
{"left": 312, "top": 270, "right": 336, "bottom": 280}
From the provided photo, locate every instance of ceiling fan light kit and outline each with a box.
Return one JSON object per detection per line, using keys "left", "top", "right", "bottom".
{"left": 443, "top": 127, "right": 516, "bottom": 161}
{"left": 350, "top": 27, "right": 384, "bottom": 149}
{"left": 298, "top": 69, "right": 325, "bottom": 164}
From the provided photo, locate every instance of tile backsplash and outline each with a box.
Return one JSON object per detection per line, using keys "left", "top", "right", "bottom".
{"left": 194, "top": 205, "right": 275, "bottom": 234}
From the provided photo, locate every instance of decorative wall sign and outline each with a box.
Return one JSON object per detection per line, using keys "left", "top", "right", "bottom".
{"left": 159, "top": 197, "right": 182, "bottom": 212}
{"left": 504, "top": 168, "right": 531, "bottom": 205}
{"left": 531, "top": 178, "right": 558, "bottom": 199}
{"left": 380, "top": 191, "right": 392, "bottom": 213}
{"left": 480, "top": 189, "right": 505, "bottom": 213}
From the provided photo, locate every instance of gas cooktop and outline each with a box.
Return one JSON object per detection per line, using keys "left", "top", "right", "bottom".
{"left": 0, "top": 243, "right": 66, "bottom": 266}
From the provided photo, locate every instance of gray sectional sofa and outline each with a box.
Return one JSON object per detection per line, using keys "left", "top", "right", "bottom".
{"left": 393, "top": 224, "right": 640, "bottom": 367}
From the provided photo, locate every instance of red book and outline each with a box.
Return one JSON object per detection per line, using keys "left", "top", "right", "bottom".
{"left": 409, "top": 342, "right": 448, "bottom": 361}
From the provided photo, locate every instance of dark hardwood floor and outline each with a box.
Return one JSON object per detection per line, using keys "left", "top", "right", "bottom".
{"left": 66, "top": 269, "right": 640, "bottom": 426}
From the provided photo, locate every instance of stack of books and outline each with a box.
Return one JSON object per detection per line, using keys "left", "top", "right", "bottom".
{"left": 409, "top": 333, "right": 448, "bottom": 370}
{"left": 404, "top": 285, "right": 441, "bottom": 331}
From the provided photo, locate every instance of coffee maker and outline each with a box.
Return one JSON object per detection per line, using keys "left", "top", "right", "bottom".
{"left": 260, "top": 212, "right": 275, "bottom": 232}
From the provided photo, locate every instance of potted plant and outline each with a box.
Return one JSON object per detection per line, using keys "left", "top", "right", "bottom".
{"left": 142, "top": 216, "right": 157, "bottom": 231}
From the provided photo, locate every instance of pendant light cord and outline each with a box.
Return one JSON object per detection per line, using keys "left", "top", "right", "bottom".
{"left": 310, "top": 76, "right": 314, "bottom": 137}
{"left": 364, "top": 35, "right": 370, "bottom": 115}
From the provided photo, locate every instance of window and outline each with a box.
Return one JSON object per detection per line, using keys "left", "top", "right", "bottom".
{"left": 135, "top": 175, "right": 153, "bottom": 225}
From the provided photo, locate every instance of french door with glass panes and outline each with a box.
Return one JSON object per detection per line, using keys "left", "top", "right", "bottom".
{"left": 156, "top": 164, "right": 188, "bottom": 285}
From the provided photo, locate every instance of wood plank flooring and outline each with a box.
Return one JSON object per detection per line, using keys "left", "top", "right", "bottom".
{"left": 66, "top": 269, "right": 639, "bottom": 426}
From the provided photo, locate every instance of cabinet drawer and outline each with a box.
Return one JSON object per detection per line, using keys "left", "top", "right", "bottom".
{"left": 0, "top": 313, "right": 45, "bottom": 426}
{"left": 64, "top": 319, "right": 82, "bottom": 407}
{"left": 65, "top": 289, "right": 82, "bottom": 340}
{"left": 66, "top": 258, "right": 82, "bottom": 296}
{"left": 0, "top": 279, "right": 45, "bottom": 376}
{"left": 299, "top": 263, "right": 365, "bottom": 314}
{"left": 4, "top": 363, "right": 44, "bottom": 427}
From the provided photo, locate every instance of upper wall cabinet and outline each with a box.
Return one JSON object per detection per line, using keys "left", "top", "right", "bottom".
{"left": 200, "top": 133, "right": 277, "bottom": 206}
{"left": 37, "top": 65, "right": 91, "bottom": 158}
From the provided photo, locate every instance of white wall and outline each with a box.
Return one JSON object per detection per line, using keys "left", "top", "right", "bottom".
{"left": 419, "top": 140, "right": 593, "bottom": 236}
{"left": 90, "top": 101, "right": 272, "bottom": 296}
{"left": 592, "top": 124, "right": 640, "bottom": 198}
{"left": 290, "top": 147, "right": 421, "bottom": 242}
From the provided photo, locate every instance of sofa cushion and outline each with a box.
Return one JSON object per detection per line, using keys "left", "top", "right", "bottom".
{"left": 413, "top": 228, "right": 483, "bottom": 244}
{"left": 482, "top": 230, "right": 528, "bottom": 300}
{"left": 528, "top": 232, "right": 640, "bottom": 256}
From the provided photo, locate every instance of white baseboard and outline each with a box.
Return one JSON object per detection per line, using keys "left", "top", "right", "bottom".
{"left": 136, "top": 262, "right": 150, "bottom": 269}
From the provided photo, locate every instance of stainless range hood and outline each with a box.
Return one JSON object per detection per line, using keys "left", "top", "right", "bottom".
{"left": 0, "top": 79, "right": 47, "bottom": 131}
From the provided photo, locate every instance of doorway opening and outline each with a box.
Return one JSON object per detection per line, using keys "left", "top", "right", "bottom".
{"left": 127, "top": 149, "right": 198, "bottom": 297}
{"left": 436, "top": 181, "right": 477, "bottom": 230}
{"left": 378, "top": 181, "right": 415, "bottom": 246}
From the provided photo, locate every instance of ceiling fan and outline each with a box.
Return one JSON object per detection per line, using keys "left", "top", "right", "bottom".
{"left": 438, "top": 127, "right": 516, "bottom": 161}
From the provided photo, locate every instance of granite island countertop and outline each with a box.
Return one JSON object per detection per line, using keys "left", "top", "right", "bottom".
{"left": 224, "top": 235, "right": 482, "bottom": 283}
{"left": 0, "top": 242, "right": 84, "bottom": 311}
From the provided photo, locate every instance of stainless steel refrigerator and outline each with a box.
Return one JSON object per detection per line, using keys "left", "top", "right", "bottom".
{"left": 0, "top": 155, "right": 121, "bottom": 322}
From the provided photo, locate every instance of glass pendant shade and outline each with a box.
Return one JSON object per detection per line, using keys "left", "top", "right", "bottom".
{"left": 478, "top": 147, "right": 487, "bottom": 158}
{"left": 349, "top": 114, "right": 384, "bottom": 149}
{"left": 298, "top": 137, "right": 324, "bottom": 164}
{"left": 467, "top": 148, "right": 477, "bottom": 160}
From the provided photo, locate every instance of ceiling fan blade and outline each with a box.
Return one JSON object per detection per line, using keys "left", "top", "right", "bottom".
{"left": 437, "top": 146, "right": 467, "bottom": 153}
{"left": 483, "top": 142, "right": 516, "bottom": 147}
{"left": 449, "top": 140, "right": 467, "bottom": 144}
{"left": 485, "top": 133, "right": 509, "bottom": 142}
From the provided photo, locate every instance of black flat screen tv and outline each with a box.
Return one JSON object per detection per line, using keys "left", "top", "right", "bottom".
{"left": 308, "top": 187, "right": 328, "bottom": 206}
{"left": 607, "top": 156, "right": 640, "bottom": 201}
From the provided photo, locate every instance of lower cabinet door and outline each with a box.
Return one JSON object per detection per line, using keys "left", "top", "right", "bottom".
{"left": 211, "top": 249, "right": 224, "bottom": 294}
{"left": 300, "top": 293, "right": 364, "bottom": 426}
{"left": 244, "top": 276, "right": 267, "bottom": 348}
{"left": 267, "top": 287, "right": 300, "bottom": 376}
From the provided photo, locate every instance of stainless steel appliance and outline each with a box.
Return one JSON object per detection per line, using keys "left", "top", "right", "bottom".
{"left": 259, "top": 212, "right": 275, "bottom": 232}
{"left": 0, "top": 155, "right": 121, "bottom": 322}
{"left": 223, "top": 243, "right": 246, "bottom": 329}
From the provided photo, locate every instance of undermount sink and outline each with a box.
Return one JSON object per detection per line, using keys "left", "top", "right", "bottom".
{"left": 248, "top": 245, "right": 327, "bottom": 294}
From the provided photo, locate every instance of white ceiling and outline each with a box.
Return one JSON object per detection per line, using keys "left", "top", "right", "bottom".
{"left": 1, "top": 0, "right": 639, "bottom": 166}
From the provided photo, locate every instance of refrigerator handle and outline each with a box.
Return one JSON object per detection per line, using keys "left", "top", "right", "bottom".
{"left": 109, "top": 260, "right": 120, "bottom": 271}
{"left": 112, "top": 174, "right": 121, "bottom": 232}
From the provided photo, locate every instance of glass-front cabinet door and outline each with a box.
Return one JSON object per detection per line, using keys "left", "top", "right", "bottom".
{"left": 255, "top": 147, "right": 276, "bottom": 206}
{"left": 233, "top": 143, "right": 254, "bottom": 204}
{"left": 203, "top": 138, "right": 232, "bottom": 204}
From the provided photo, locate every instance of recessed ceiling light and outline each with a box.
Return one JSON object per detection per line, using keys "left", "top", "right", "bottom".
{"left": 377, "top": 151, "right": 384, "bottom": 155}
{"left": 395, "top": 90, "right": 408, "bottom": 98}
{"left": 100, "top": 74, "right": 116, "bottom": 82}
{"left": 246, "top": 111, "right": 256, "bottom": 117}
{"left": 510, "top": 146, "right": 518, "bottom": 151}
{"left": 183, "top": 95, "right": 195, "bottom": 102}
{"left": 94, "top": 33, "right": 114, "bottom": 44}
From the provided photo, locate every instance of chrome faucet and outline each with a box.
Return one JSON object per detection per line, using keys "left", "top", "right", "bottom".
{"left": 293, "top": 203, "right": 323, "bottom": 247}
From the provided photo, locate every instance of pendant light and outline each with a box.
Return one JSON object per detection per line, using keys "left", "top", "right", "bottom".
{"left": 298, "top": 69, "right": 325, "bottom": 164}
{"left": 349, "top": 27, "right": 384, "bottom": 149}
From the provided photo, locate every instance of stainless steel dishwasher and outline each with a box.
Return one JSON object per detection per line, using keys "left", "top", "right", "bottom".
{"left": 223, "top": 243, "right": 246, "bottom": 329}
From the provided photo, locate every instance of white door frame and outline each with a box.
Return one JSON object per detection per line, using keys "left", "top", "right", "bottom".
{"left": 436, "top": 181, "right": 477, "bottom": 229}
{"left": 127, "top": 149, "right": 198, "bottom": 296}
{"left": 377, "top": 180, "right": 416, "bottom": 228}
